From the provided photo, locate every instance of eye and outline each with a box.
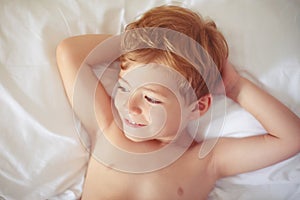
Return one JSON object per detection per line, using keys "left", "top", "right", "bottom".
{"left": 117, "top": 85, "right": 130, "bottom": 93}
{"left": 144, "top": 95, "right": 162, "bottom": 104}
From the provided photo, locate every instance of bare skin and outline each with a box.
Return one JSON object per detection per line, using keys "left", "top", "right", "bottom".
{"left": 84, "top": 143, "right": 216, "bottom": 200}
{"left": 56, "top": 34, "right": 300, "bottom": 200}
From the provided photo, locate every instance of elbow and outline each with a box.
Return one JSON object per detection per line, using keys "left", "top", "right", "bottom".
{"left": 56, "top": 36, "right": 88, "bottom": 68}
{"left": 56, "top": 38, "right": 72, "bottom": 68}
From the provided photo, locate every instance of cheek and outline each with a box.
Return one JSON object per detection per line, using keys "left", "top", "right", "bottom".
{"left": 167, "top": 108, "right": 182, "bottom": 126}
{"left": 158, "top": 105, "right": 181, "bottom": 130}
{"left": 113, "top": 95, "right": 121, "bottom": 110}
{"left": 114, "top": 92, "right": 128, "bottom": 111}
{"left": 147, "top": 105, "right": 166, "bottom": 126}
{"left": 165, "top": 101, "right": 190, "bottom": 131}
{"left": 149, "top": 106, "right": 165, "bottom": 122}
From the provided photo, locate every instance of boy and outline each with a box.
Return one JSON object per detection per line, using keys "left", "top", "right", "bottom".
{"left": 56, "top": 5, "right": 300, "bottom": 200}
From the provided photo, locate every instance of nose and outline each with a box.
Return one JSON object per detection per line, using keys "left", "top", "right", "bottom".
{"left": 127, "top": 92, "right": 143, "bottom": 115}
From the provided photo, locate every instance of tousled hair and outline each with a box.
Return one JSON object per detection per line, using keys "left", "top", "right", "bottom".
{"left": 120, "top": 5, "right": 228, "bottom": 101}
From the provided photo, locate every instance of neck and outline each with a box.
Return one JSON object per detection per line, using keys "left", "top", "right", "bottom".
{"left": 156, "top": 129, "right": 196, "bottom": 149}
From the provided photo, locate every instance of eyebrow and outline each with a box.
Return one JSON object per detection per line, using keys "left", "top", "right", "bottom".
{"left": 118, "top": 75, "right": 168, "bottom": 99}
{"left": 118, "top": 75, "right": 130, "bottom": 86}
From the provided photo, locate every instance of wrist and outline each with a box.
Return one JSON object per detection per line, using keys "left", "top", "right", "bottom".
{"left": 226, "top": 76, "right": 244, "bottom": 101}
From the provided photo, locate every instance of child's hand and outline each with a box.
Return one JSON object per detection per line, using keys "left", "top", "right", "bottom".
{"left": 215, "top": 60, "right": 241, "bottom": 98}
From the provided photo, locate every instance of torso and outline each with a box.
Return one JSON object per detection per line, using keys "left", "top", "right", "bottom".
{"left": 81, "top": 123, "right": 218, "bottom": 200}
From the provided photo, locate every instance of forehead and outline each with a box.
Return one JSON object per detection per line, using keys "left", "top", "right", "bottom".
{"left": 119, "top": 63, "right": 184, "bottom": 92}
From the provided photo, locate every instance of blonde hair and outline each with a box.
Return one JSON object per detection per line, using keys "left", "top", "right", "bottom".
{"left": 120, "top": 5, "right": 228, "bottom": 101}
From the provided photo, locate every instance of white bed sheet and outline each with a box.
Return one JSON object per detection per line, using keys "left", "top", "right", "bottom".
{"left": 0, "top": 0, "right": 299, "bottom": 199}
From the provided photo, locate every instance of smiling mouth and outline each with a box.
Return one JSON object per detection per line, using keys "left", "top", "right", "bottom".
{"left": 124, "top": 118, "right": 147, "bottom": 128}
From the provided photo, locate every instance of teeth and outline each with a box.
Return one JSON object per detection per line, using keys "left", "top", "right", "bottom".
{"left": 130, "top": 120, "right": 138, "bottom": 125}
{"left": 127, "top": 118, "right": 143, "bottom": 126}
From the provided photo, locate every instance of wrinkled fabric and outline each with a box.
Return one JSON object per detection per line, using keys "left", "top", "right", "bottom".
{"left": 0, "top": 0, "right": 299, "bottom": 200}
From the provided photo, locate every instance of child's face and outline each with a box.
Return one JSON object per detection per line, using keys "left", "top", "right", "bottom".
{"left": 113, "top": 63, "right": 194, "bottom": 143}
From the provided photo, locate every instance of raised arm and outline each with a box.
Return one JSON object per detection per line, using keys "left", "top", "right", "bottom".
{"left": 213, "top": 61, "right": 300, "bottom": 178}
{"left": 56, "top": 34, "right": 115, "bottom": 143}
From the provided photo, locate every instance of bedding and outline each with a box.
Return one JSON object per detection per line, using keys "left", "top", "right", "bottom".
{"left": 0, "top": 0, "right": 299, "bottom": 199}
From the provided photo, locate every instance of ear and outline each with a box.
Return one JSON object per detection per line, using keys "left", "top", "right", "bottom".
{"left": 188, "top": 94, "right": 212, "bottom": 120}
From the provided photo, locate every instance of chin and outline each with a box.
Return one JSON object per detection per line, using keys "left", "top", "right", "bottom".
{"left": 124, "top": 133, "right": 150, "bottom": 142}
{"left": 125, "top": 133, "right": 175, "bottom": 145}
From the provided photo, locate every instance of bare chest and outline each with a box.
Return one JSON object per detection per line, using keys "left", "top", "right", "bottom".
{"left": 82, "top": 147, "right": 216, "bottom": 200}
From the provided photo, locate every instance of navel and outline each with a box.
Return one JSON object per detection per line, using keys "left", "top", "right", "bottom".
{"left": 177, "top": 186, "right": 184, "bottom": 196}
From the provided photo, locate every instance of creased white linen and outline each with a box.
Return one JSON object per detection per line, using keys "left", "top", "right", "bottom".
{"left": 0, "top": 0, "right": 299, "bottom": 199}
